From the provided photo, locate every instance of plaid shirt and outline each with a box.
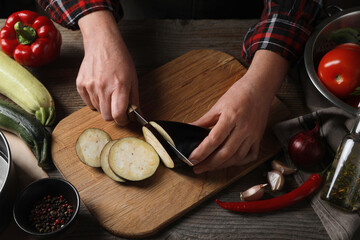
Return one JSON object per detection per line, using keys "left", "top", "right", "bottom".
{"left": 242, "top": 0, "right": 323, "bottom": 64}
{"left": 38, "top": 0, "right": 322, "bottom": 63}
{"left": 37, "top": 0, "right": 123, "bottom": 30}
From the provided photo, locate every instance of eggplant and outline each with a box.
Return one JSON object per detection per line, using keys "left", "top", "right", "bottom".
{"left": 100, "top": 140, "right": 126, "bottom": 182}
{"left": 142, "top": 120, "right": 210, "bottom": 168}
{"left": 75, "top": 128, "right": 112, "bottom": 167}
{"left": 153, "top": 121, "right": 210, "bottom": 157}
{"left": 108, "top": 137, "right": 159, "bottom": 181}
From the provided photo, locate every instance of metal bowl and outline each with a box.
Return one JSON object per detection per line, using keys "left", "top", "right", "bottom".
{"left": 0, "top": 130, "right": 15, "bottom": 233}
{"left": 304, "top": 7, "right": 360, "bottom": 116}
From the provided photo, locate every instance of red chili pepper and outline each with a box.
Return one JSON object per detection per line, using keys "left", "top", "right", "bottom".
{"left": 0, "top": 10, "right": 62, "bottom": 67}
{"left": 216, "top": 173, "right": 323, "bottom": 213}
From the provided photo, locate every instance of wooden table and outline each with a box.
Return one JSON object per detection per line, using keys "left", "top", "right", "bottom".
{"left": 0, "top": 19, "right": 329, "bottom": 239}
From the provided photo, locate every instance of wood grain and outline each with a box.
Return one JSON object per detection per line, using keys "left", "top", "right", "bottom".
{"left": 51, "top": 49, "right": 290, "bottom": 238}
{"left": 0, "top": 19, "right": 329, "bottom": 239}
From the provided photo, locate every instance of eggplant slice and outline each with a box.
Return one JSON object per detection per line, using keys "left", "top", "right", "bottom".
{"left": 108, "top": 137, "right": 159, "bottom": 181}
{"left": 76, "top": 128, "right": 112, "bottom": 167}
{"left": 100, "top": 140, "right": 126, "bottom": 182}
{"left": 152, "top": 121, "right": 210, "bottom": 158}
{"left": 142, "top": 125, "right": 175, "bottom": 168}
{"left": 149, "top": 121, "right": 175, "bottom": 146}
{"left": 143, "top": 120, "right": 210, "bottom": 168}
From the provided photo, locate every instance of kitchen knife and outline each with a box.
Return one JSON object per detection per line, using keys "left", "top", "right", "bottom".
{"left": 128, "top": 105, "right": 194, "bottom": 167}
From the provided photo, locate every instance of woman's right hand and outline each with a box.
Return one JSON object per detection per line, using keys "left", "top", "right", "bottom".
{"left": 77, "top": 10, "right": 139, "bottom": 126}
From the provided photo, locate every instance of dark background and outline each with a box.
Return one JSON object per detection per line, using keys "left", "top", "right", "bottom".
{"left": 1, "top": 0, "right": 359, "bottom": 21}
{"left": 0, "top": 0, "right": 263, "bottom": 19}
{"left": 120, "top": 0, "right": 263, "bottom": 19}
{"left": 0, "top": 0, "right": 36, "bottom": 18}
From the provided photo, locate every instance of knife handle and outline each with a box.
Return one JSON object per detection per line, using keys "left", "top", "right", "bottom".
{"left": 127, "top": 105, "right": 148, "bottom": 125}
{"left": 128, "top": 104, "right": 138, "bottom": 114}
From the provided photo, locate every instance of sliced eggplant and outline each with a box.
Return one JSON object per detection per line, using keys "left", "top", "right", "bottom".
{"left": 152, "top": 121, "right": 210, "bottom": 159}
{"left": 143, "top": 121, "right": 210, "bottom": 168}
{"left": 149, "top": 121, "right": 175, "bottom": 146}
{"left": 142, "top": 125, "right": 175, "bottom": 168}
{"left": 100, "top": 140, "right": 126, "bottom": 182}
{"left": 108, "top": 137, "right": 159, "bottom": 181}
{"left": 75, "top": 128, "right": 112, "bottom": 167}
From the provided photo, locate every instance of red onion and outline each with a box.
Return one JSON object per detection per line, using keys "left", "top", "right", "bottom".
{"left": 288, "top": 122, "right": 326, "bottom": 169}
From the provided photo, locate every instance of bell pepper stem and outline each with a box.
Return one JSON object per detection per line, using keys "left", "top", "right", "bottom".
{"left": 14, "top": 21, "right": 37, "bottom": 45}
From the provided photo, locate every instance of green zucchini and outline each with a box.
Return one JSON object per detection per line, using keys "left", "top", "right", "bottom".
{"left": 0, "top": 99, "right": 51, "bottom": 167}
{"left": 0, "top": 51, "right": 55, "bottom": 126}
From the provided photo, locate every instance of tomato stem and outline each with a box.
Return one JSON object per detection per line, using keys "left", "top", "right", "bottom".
{"left": 335, "top": 75, "right": 343, "bottom": 84}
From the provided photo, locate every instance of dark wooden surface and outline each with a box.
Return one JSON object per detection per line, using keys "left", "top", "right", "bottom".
{"left": 0, "top": 19, "right": 329, "bottom": 239}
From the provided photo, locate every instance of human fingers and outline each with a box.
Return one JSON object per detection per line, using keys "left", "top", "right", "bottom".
{"left": 111, "top": 87, "right": 130, "bottom": 126}
{"left": 192, "top": 131, "right": 250, "bottom": 174}
{"left": 129, "top": 78, "right": 140, "bottom": 111}
{"left": 76, "top": 78, "right": 100, "bottom": 111}
{"left": 193, "top": 138, "right": 259, "bottom": 174}
{"left": 188, "top": 115, "right": 234, "bottom": 165}
{"left": 218, "top": 141, "right": 259, "bottom": 169}
{"left": 77, "top": 84, "right": 95, "bottom": 110}
{"left": 98, "top": 92, "right": 112, "bottom": 121}
{"left": 87, "top": 88, "right": 100, "bottom": 112}
{"left": 190, "top": 107, "right": 219, "bottom": 128}
{"left": 76, "top": 62, "right": 100, "bottom": 111}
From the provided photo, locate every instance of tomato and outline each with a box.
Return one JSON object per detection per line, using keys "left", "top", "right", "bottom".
{"left": 317, "top": 43, "right": 360, "bottom": 99}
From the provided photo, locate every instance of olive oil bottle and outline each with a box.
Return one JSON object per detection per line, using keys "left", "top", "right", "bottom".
{"left": 321, "top": 118, "right": 360, "bottom": 212}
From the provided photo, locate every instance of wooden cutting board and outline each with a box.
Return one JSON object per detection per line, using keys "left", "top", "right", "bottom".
{"left": 51, "top": 49, "right": 290, "bottom": 238}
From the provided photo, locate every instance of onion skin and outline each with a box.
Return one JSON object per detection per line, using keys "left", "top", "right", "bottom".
{"left": 288, "top": 123, "right": 326, "bottom": 169}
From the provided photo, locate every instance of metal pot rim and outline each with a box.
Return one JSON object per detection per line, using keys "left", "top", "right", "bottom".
{"left": 0, "top": 130, "right": 11, "bottom": 193}
{"left": 304, "top": 6, "right": 360, "bottom": 116}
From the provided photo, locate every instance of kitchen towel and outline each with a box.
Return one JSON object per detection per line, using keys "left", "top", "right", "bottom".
{"left": 273, "top": 61, "right": 360, "bottom": 240}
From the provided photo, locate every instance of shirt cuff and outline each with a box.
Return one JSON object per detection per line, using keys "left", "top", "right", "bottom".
{"left": 38, "top": 0, "right": 123, "bottom": 30}
{"left": 242, "top": 0, "right": 322, "bottom": 65}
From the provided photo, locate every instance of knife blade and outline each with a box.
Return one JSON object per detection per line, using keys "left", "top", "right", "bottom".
{"left": 128, "top": 105, "right": 194, "bottom": 167}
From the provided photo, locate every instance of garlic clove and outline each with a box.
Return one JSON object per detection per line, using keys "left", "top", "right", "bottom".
{"left": 240, "top": 184, "right": 267, "bottom": 201}
{"left": 271, "top": 159, "right": 297, "bottom": 175}
{"left": 267, "top": 170, "right": 285, "bottom": 192}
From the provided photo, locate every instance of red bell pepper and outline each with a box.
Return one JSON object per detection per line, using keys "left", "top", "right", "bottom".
{"left": 0, "top": 10, "right": 62, "bottom": 67}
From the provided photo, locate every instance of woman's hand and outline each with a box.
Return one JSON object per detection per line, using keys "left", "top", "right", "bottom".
{"left": 189, "top": 50, "right": 289, "bottom": 174}
{"left": 77, "top": 11, "right": 139, "bottom": 126}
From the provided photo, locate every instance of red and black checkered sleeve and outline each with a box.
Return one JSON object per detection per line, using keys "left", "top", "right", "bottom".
{"left": 37, "top": 0, "right": 123, "bottom": 30}
{"left": 242, "top": 0, "right": 323, "bottom": 64}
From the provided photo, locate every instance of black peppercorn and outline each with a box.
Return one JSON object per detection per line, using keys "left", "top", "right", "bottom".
{"left": 28, "top": 195, "right": 73, "bottom": 233}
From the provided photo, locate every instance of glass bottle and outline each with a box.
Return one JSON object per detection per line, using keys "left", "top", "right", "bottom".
{"left": 321, "top": 117, "right": 360, "bottom": 212}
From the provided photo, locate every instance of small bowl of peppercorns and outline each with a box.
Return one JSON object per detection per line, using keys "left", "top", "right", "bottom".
{"left": 13, "top": 178, "right": 80, "bottom": 237}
